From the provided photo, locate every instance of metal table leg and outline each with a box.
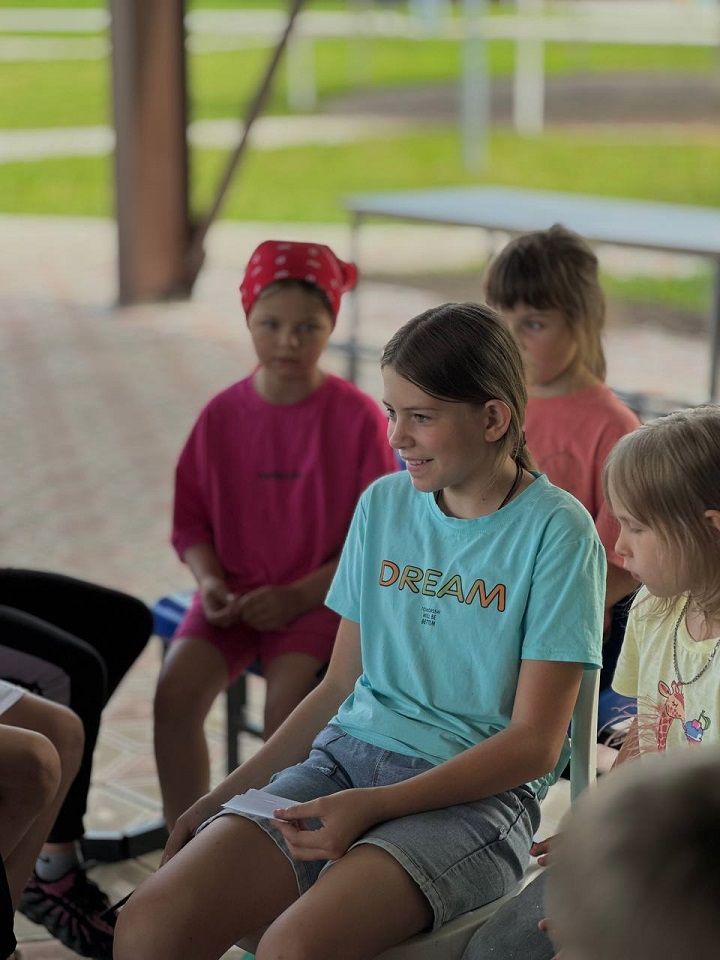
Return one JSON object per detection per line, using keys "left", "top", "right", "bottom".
{"left": 710, "top": 258, "right": 720, "bottom": 402}
{"left": 347, "top": 212, "right": 363, "bottom": 383}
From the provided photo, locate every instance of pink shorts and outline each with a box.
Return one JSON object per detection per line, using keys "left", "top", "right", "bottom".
{"left": 173, "top": 592, "right": 339, "bottom": 681}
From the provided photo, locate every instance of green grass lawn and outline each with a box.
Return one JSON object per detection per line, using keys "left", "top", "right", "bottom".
{"left": 0, "top": 0, "right": 101, "bottom": 6}
{"left": 0, "top": 38, "right": 714, "bottom": 130}
{"left": 2, "top": 4, "right": 718, "bottom": 318}
{"left": 602, "top": 273, "right": 712, "bottom": 315}
{"left": 0, "top": 0, "right": 347, "bottom": 8}
{"left": 0, "top": 125, "right": 714, "bottom": 312}
{"left": 416, "top": 265, "right": 713, "bottom": 315}
{"left": 4, "top": 128, "right": 713, "bottom": 313}
{"left": 191, "top": 129, "right": 720, "bottom": 220}
{"left": 3, "top": 126, "right": 719, "bottom": 220}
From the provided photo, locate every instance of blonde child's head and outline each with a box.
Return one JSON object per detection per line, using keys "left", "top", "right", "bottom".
{"left": 603, "top": 405, "right": 720, "bottom": 617}
{"left": 484, "top": 224, "right": 606, "bottom": 384}
{"left": 547, "top": 748, "right": 720, "bottom": 960}
{"left": 381, "top": 301, "right": 532, "bottom": 470}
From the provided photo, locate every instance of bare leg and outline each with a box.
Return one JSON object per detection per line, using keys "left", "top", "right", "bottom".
{"left": 0, "top": 725, "right": 59, "bottom": 885}
{"left": 114, "top": 814, "right": 299, "bottom": 960}
{"left": 1, "top": 695, "right": 83, "bottom": 904}
{"left": 262, "top": 653, "right": 324, "bottom": 737}
{"left": 154, "top": 637, "right": 230, "bottom": 829}
{"left": 257, "top": 844, "right": 433, "bottom": 960}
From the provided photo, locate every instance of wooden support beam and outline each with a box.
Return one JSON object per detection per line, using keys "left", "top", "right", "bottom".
{"left": 110, "top": 0, "right": 193, "bottom": 304}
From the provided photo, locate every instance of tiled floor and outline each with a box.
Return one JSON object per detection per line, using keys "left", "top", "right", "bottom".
{"left": 2, "top": 213, "right": 706, "bottom": 957}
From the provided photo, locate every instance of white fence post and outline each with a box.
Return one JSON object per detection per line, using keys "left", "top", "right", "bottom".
{"left": 286, "top": 33, "right": 316, "bottom": 111}
{"left": 461, "top": 0, "right": 489, "bottom": 170}
{"left": 513, "top": 0, "right": 545, "bottom": 135}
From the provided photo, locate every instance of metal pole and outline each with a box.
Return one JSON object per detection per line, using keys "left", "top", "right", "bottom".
{"left": 513, "top": 0, "right": 545, "bottom": 135}
{"left": 346, "top": 211, "right": 363, "bottom": 383}
{"left": 710, "top": 259, "right": 720, "bottom": 401}
{"left": 110, "top": 0, "right": 191, "bottom": 304}
{"left": 286, "top": 34, "right": 317, "bottom": 111}
{"left": 184, "top": 0, "right": 308, "bottom": 284}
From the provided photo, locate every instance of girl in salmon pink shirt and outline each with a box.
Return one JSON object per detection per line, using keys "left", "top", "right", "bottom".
{"left": 485, "top": 224, "right": 639, "bottom": 688}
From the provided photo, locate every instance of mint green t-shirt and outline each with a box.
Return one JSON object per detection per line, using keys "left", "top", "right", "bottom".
{"left": 326, "top": 471, "right": 604, "bottom": 797}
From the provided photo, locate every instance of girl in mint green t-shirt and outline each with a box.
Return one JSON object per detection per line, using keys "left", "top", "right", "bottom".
{"left": 114, "top": 303, "right": 604, "bottom": 960}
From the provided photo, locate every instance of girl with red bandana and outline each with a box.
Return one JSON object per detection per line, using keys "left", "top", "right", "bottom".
{"left": 156, "top": 240, "right": 397, "bottom": 829}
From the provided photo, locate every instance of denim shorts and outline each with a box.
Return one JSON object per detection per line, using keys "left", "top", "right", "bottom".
{"left": 204, "top": 725, "right": 541, "bottom": 929}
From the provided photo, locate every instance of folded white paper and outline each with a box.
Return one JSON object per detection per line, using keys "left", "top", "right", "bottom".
{"left": 222, "top": 788, "right": 295, "bottom": 820}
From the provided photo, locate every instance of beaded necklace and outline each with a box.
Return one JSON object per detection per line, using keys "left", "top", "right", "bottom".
{"left": 672, "top": 597, "right": 720, "bottom": 687}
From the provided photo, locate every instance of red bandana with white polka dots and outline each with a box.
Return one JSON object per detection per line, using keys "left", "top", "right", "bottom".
{"left": 239, "top": 239, "right": 358, "bottom": 324}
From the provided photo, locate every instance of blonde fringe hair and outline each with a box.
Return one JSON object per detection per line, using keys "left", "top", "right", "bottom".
{"left": 603, "top": 405, "right": 720, "bottom": 620}
{"left": 484, "top": 224, "right": 607, "bottom": 381}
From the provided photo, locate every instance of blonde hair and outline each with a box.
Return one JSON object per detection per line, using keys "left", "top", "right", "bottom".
{"left": 381, "top": 302, "right": 533, "bottom": 470}
{"left": 603, "top": 405, "right": 720, "bottom": 619}
{"left": 484, "top": 224, "right": 606, "bottom": 381}
{"left": 547, "top": 748, "right": 720, "bottom": 960}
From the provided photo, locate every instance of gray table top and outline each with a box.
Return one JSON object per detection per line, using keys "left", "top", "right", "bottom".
{"left": 346, "top": 186, "right": 720, "bottom": 258}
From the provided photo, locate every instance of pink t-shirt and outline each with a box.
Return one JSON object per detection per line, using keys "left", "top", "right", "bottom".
{"left": 524, "top": 384, "right": 640, "bottom": 567}
{"left": 172, "top": 373, "right": 397, "bottom": 591}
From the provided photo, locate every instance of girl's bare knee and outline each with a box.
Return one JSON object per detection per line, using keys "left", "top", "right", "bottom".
{"left": 154, "top": 669, "right": 207, "bottom": 730}
{"left": 154, "top": 672, "right": 185, "bottom": 731}
{"left": 263, "top": 702, "right": 294, "bottom": 739}
{"left": 22, "top": 730, "right": 62, "bottom": 808}
{"left": 12, "top": 696, "right": 84, "bottom": 782}
{"left": 114, "top": 891, "right": 174, "bottom": 960}
{"left": 113, "top": 904, "right": 147, "bottom": 960}
{"left": 256, "top": 920, "right": 315, "bottom": 960}
{"left": 49, "top": 703, "right": 84, "bottom": 779}
{"left": 263, "top": 685, "right": 314, "bottom": 738}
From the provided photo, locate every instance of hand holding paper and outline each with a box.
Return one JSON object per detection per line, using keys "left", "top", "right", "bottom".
{"left": 222, "top": 789, "right": 295, "bottom": 821}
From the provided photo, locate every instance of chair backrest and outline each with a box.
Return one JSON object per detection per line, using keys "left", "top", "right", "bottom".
{"left": 151, "top": 590, "right": 193, "bottom": 641}
{"left": 570, "top": 668, "right": 599, "bottom": 803}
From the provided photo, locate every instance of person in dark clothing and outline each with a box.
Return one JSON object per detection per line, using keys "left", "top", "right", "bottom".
{"left": 0, "top": 569, "right": 152, "bottom": 960}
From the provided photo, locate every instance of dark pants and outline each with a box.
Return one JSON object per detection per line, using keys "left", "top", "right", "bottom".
{"left": 0, "top": 859, "right": 15, "bottom": 960}
{"left": 600, "top": 591, "right": 636, "bottom": 692}
{"left": 462, "top": 872, "right": 553, "bottom": 960}
{"left": 0, "top": 569, "right": 152, "bottom": 843}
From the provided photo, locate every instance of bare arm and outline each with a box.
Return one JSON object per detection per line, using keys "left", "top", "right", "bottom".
{"left": 238, "top": 558, "right": 339, "bottom": 631}
{"left": 214, "top": 616, "right": 360, "bottom": 799}
{"left": 291, "top": 558, "right": 339, "bottom": 613}
{"left": 183, "top": 545, "right": 340, "bottom": 628}
{"left": 275, "top": 661, "right": 585, "bottom": 862}
{"left": 533, "top": 709, "right": 639, "bottom": 867}
{"left": 183, "top": 543, "right": 238, "bottom": 627}
{"left": 373, "top": 660, "right": 583, "bottom": 819}
{"left": 163, "top": 618, "right": 362, "bottom": 859}
{"left": 612, "top": 716, "right": 639, "bottom": 767}
{"left": 183, "top": 542, "right": 226, "bottom": 585}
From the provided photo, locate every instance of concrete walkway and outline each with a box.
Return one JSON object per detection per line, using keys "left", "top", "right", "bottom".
{"left": 3, "top": 5, "right": 719, "bottom": 160}
{"left": 0, "top": 115, "right": 417, "bottom": 162}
